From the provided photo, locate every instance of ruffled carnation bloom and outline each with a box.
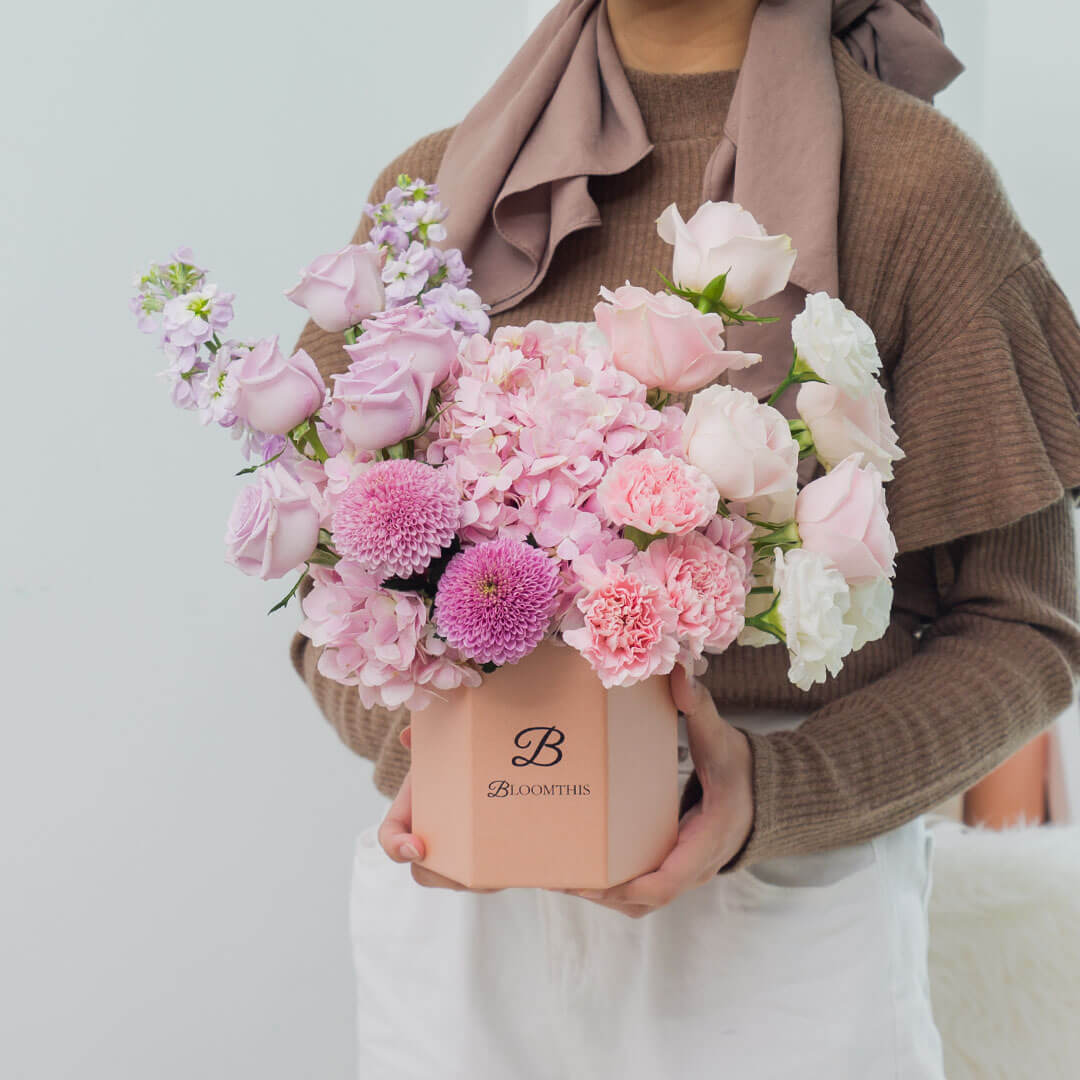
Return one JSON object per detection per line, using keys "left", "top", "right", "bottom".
{"left": 845, "top": 575, "right": 893, "bottom": 650}
{"left": 596, "top": 449, "right": 719, "bottom": 536}
{"left": 705, "top": 512, "right": 756, "bottom": 579}
{"left": 791, "top": 292, "right": 880, "bottom": 398}
{"left": 633, "top": 531, "right": 748, "bottom": 666}
{"left": 330, "top": 459, "right": 460, "bottom": 580}
{"left": 434, "top": 538, "right": 560, "bottom": 666}
{"left": 300, "top": 562, "right": 480, "bottom": 711}
{"left": 773, "top": 546, "right": 856, "bottom": 690}
{"left": 561, "top": 557, "right": 679, "bottom": 688}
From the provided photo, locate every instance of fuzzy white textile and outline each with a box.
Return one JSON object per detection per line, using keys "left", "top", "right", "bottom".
{"left": 928, "top": 820, "right": 1080, "bottom": 1079}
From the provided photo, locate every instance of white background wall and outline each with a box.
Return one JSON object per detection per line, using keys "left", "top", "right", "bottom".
{"left": 3, "top": 2, "right": 1078, "bottom": 1078}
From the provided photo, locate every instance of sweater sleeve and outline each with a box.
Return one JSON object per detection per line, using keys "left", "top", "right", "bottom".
{"left": 727, "top": 258, "right": 1080, "bottom": 868}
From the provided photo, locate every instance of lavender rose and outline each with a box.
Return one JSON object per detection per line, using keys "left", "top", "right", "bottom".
{"left": 331, "top": 356, "right": 435, "bottom": 452}
{"left": 345, "top": 303, "right": 458, "bottom": 387}
{"left": 230, "top": 336, "right": 326, "bottom": 436}
{"left": 285, "top": 244, "right": 385, "bottom": 333}
{"left": 225, "top": 464, "right": 321, "bottom": 580}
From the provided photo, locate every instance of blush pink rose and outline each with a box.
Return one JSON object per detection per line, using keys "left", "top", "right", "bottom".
{"left": 346, "top": 303, "right": 458, "bottom": 387}
{"left": 633, "top": 532, "right": 748, "bottom": 662}
{"left": 224, "top": 463, "right": 321, "bottom": 580}
{"left": 285, "top": 244, "right": 385, "bottom": 333}
{"left": 656, "top": 201, "right": 796, "bottom": 308}
{"left": 331, "top": 356, "right": 434, "bottom": 451}
{"left": 593, "top": 284, "right": 760, "bottom": 393}
{"left": 795, "top": 453, "right": 897, "bottom": 583}
{"left": 682, "top": 384, "right": 799, "bottom": 522}
{"left": 596, "top": 449, "right": 719, "bottom": 536}
{"left": 561, "top": 558, "right": 679, "bottom": 688}
{"left": 796, "top": 380, "right": 905, "bottom": 481}
{"left": 230, "top": 337, "right": 326, "bottom": 436}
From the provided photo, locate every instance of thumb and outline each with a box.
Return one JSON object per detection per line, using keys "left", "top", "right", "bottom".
{"left": 670, "top": 664, "right": 711, "bottom": 717}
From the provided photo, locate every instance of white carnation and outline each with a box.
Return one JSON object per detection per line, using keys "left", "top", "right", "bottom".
{"left": 844, "top": 576, "right": 893, "bottom": 650}
{"left": 792, "top": 292, "right": 880, "bottom": 399}
{"left": 774, "top": 547, "right": 856, "bottom": 690}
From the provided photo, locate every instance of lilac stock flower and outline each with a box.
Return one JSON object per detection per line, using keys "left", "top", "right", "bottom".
{"left": 422, "top": 284, "right": 490, "bottom": 335}
{"left": 438, "top": 248, "right": 471, "bottom": 289}
{"left": 161, "top": 284, "right": 235, "bottom": 348}
{"left": 434, "top": 538, "right": 560, "bottom": 666}
{"left": 382, "top": 241, "right": 439, "bottom": 303}
{"left": 369, "top": 221, "right": 410, "bottom": 253}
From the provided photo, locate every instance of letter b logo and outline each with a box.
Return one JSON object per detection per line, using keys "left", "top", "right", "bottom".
{"left": 511, "top": 726, "right": 565, "bottom": 767}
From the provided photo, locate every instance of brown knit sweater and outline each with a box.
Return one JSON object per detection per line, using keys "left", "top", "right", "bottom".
{"left": 290, "top": 44, "right": 1080, "bottom": 866}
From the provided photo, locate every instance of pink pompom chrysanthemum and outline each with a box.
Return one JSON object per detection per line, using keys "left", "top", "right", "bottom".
{"left": 596, "top": 448, "right": 718, "bottom": 537}
{"left": 330, "top": 458, "right": 460, "bottom": 580}
{"left": 434, "top": 538, "right": 560, "bottom": 666}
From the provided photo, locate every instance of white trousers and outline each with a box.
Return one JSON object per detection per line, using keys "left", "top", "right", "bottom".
{"left": 350, "top": 709, "right": 946, "bottom": 1079}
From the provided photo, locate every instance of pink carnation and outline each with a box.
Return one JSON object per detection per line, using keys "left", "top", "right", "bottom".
{"left": 596, "top": 449, "right": 718, "bottom": 536}
{"left": 330, "top": 458, "right": 460, "bottom": 580}
{"left": 561, "top": 558, "right": 679, "bottom": 688}
{"left": 633, "top": 532, "right": 748, "bottom": 665}
{"left": 705, "top": 512, "right": 756, "bottom": 579}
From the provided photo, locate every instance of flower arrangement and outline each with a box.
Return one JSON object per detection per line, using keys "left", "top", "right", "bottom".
{"left": 132, "top": 176, "right": 904, "bottom": 709}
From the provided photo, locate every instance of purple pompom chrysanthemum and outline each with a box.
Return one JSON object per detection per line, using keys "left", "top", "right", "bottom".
{"left": 434, "top": 538, "right": 559, "bottom": 666}
{"left": 331, "top": 459, "right": 460, "bottom": 580}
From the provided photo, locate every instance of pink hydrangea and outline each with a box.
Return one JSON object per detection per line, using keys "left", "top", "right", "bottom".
{"left": 633, "top": 532, "right": 749, "bottom": 666}
{"left": 561, "top": 557, "right": 679, "bottom": 688}
{"left": 299, "top": 562, "right": 480, "bottom": 711}
{"left": 596, "top": 449, "right": 719, "bottom": 536}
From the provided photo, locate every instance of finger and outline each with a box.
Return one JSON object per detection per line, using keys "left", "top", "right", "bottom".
{"left": 377, "top": 773, "right": 426, "bottom": 864}
{"left": 669, "top": 665, "right": 713, "bottom": 718}
{"left": 589, "top": 805, "right": 716, "bottom": 908}
{"left": 410, "top": 864, "right": 501, "bottom": 894}
{"left": 398, "top": 724, "right": 412, "bottom": 750}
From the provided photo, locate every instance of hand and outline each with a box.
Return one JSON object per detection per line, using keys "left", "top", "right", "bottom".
{"left": 376, "top": 726, "right": 501, "bottom": 893}
{"left": 563, "top": 666, "right": 754, "bottom": 919}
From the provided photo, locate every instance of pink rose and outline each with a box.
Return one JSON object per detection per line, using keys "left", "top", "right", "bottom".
{"left": 596, "top": 449, "right": 718, "bottom": 536}
{"left": 795, "top": 454, "right": 897, "bottom": 583}
{"left": 331, "top": 356, "right": 435, "bottom": 451}
{"left": 345, "top": 303, "right": 458, "bottom": 388}
{"left": 285, "top": 244, "right": 385, "bottom": 333}
{"left": 634, "top": 532, "right": 748, "bottom": 661}
{"left": 656, "top": 201, "right": 796, "bottom": 309}
{"left": 230, "top": 337, "right": 326, "bottom": 436}
{"left": 561, "top": 558, "right": 680, "bottom": 688}
{"left": 796, "top": 380, "right": 904, "bottom": 481}
{"left": 593, "top": 284, "right": 760, "bottom": 393}
{"left": 682, "top": 384, "right": 799, "bottom": 522}
{"left": 225, "top": 463, "right": 321, "bottom": 580}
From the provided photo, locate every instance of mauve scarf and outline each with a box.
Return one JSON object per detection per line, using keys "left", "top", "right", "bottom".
{"left": 435, "top": 0, "right": 962, "bottom": 398}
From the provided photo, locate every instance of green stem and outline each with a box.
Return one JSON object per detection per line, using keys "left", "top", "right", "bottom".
{"left": 744, "top": 591, "right": 786, "bottom": 644}
{"left": 268, "top": 568, "right": 308, "bottom": 614}
{"left": 305, "top": 423, "right": 329, "bottom": 463}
